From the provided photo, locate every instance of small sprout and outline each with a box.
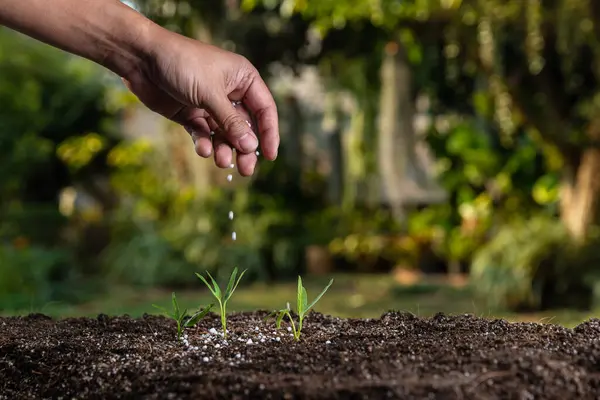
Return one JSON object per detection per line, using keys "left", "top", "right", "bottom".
{"left": 266, "top": 276, "right": 333, "bottom": 341}
{"left": 196, "top": 267, "right": 246, "bottom": 338}
{"left": 152, "top": 292, "right": 213, "bottom": 341}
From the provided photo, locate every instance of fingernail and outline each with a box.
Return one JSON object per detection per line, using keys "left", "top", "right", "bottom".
{"left": 239, "top": 133, "right": 258, "bottom": 152}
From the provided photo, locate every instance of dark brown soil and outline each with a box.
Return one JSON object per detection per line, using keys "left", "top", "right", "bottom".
{"left": 1, "top": 311, "right": 600, "bottom": 399}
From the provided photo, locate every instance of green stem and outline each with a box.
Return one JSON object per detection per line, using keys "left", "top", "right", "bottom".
{"left": 220, "top": 301, "right": 227, "bottom": 338}
{"left": 289, "top": 313, "right": 300, "bottom": 341}
{"left": 297, "top": 315, "right": 303, "bottom": 336}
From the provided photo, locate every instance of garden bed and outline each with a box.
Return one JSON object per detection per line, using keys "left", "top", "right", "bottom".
{"left": 1, "top": 311, "right": 599, "bottom": 399}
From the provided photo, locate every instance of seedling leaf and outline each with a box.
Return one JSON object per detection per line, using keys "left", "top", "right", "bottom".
{"left": 225, "top": 269, "right": 246, "bottom": 303}
{"left": 180, "top": 308, "right": 188, "bottom": 322}
{"left": 185, "top": 304, "right": 213, "bottom": 327}
{"left": 153, "top": 292, "right": 192, "bottom": 341}
{"left": 206, "top": 271, "right": 222, "bottom": 299}
{"left": 195, "top": 269, "right": 246, "bottom": 337}
{"left": 224, "top": 267, "right": 238, "bottom": 300}
{"left": 195, "top": 273, "right": 217, "bottom": 297}
{"left": 152, "top": 304, "right": 170, "bottom": 316}
{"left": 264, "top": 310, "right": 277, "bottom": 321}
{"left": 297, "top": 276, "right": 304, "bottom": 315}
{"left": 276, "top": 310, "right": 285, "bottom": 329}
{"left": 306, "top": 278, "right": 334, "bottom": 313}
{"left": 266, "top": 276, "right": 334, "bottom": 341}
{"left": 301, "top": 287, "right": 308, "bottom": 315}
{"left": 171, "top": 292, "right": 180, "bottom": 317}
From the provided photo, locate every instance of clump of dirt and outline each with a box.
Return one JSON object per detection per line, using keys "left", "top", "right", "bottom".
{"left": 1, "top": 311, "right": 599, "bottom": 399}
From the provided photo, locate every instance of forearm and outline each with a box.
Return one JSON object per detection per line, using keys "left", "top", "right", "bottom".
{"left": 0, "top": 0, "right": 157, "bottom": 78}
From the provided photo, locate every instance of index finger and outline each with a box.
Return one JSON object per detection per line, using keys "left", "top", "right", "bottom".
{"left": 243, "top": 72, "right": 279, "bottom": 161}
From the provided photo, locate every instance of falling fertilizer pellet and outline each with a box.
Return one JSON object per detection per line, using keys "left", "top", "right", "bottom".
{"left": 255, "top": 151, "right": 260, "bottom": 156}
{"left": 230, "top": 163, "right": 234, "bottom": 169}
{"left": 232, "top": 232, "right": 237, "bottom": 241}
{"left": 227, "top": 174, "right": 232, "bottom": 182}
{"left": 228, "top": 211, "right": 234, "bottom": 220}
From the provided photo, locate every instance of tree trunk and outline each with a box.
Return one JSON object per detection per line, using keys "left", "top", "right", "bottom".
{"left": 361, "top": 94, "right": 379, "bottom": 208}
{"left": 283, "top": 95, "right": 303, "bottom": 178}
{"left": 560, "top": 123, "right": 600, "bottom": 241}
{"left": 342, "top": 103, "right": 364, "bottom": 210}
{"left": 377, "top": 41, "right": 425, "bottom": 220}
{"left": 323, "top": 91, "right": 344, "bottom": 205}
{"left": 378, "top": 42, "right": 404, "bottom": 219}
{"left": 538, "top": 124, "right": 600, "bottom": 311}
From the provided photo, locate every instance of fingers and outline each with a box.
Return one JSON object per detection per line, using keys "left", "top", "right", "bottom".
{"left": 176, "top": 100, "right": 260, "bottom": 175}
{"left": 184, "top": 119, "right": 212, "bottom": 158}
{"left": 207, "top": 94, "right": 259, "bottom": 154}
{"left": 241, "top": 73, "right": 279, "bottom": 161}
{"left": 207, "top": 107, "right": 258, "bottom": 176}
{"left": 206, "top": 119, "right": 233, "bottom": 169}
{"left": 229, "top": 102, "right": 258, "bottom": 176}
{"left": 236, "top": 151, "right": 258, "bottom": 177}
{"left": 172, "top": 106, "right": 214, "bottom": 158}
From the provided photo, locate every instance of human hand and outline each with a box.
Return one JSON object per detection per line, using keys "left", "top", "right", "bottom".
{"left": 123, "top": 28, "right": 279, "bottom": 177}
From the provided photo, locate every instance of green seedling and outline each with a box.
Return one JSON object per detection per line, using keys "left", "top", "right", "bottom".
{"left": 195, "top": 267, "right": 246, "bottom": 338}
{"left": 267, "top": 276, "right": 334, "bottom": 341}
{"left": 152, "top": 292, "right": 213, "bottom": 341}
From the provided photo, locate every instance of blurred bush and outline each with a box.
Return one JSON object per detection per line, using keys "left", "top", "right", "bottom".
{"left": 0, "top": 28, "right": 129, "bottom": 310}
{"left": 100, "top": 189, "right": 299, "bottom": 286}
{"left": 471, "top": 216, "right": 597, "bottom": 311}
{"left": 0, "top": 204, "right": 68, "bottom": 246}
{"left": 325, "top": 207, "right": 405, "bottom": 272}
{"left": 0, "top": 244, "right": 86, "bottom": 311}
{"left": 99, "top": 140, "right": 309, "bottom": 286}
{"left": 404, "top": 200, "right": 491, "bottom": 274}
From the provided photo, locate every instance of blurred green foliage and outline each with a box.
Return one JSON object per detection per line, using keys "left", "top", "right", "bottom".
{"left": 3, "top": 0, "right": 600, "bottom": 315}
{"left": 471, "top": 215, "right": 598, "bottom": 311}
{"left": 0, "top": 244, "right": 87, "bottom": 311}
{"left": 404, "top": 118, "right": 561, "bottom": 267}
{"left": 0, "top": 28, "right": 129, "bottom": 310}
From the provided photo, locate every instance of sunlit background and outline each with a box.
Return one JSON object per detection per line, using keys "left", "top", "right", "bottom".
{"left": 1, "top": 0, "right": 600, "bottom": 326}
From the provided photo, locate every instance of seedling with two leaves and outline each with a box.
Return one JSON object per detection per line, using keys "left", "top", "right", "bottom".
{"left": 267, "top": 276, "right": 333, "bottom": 341}
{"left": 196, "top": 267, "right": 246, "bottom": 338}
{"left": 152, "top": 292, "right": 213, "bottom": 341}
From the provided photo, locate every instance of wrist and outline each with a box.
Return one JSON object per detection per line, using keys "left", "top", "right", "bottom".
{"left": 100, "top": 7, "right": 163, "bottom": 81}
{"left": 0, "top": 0, "right": 162, "bottom": 81}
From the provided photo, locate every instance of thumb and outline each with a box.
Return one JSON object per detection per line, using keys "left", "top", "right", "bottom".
{"left": 208, "top": 94, "right": 258, "bottom": 154}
